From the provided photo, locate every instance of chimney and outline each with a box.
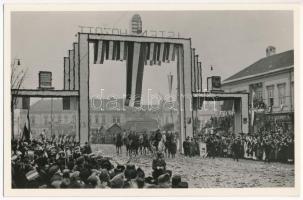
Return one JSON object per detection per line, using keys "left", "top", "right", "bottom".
{"left": 266, "top": 46, "right": 276, "bottom": 57}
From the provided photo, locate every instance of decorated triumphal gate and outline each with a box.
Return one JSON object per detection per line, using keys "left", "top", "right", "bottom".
{"left": 12, "top": 32, "right": 249, "bottom": 150}
{"left": 64, "top": 33, "right": 195, "bottom": 145}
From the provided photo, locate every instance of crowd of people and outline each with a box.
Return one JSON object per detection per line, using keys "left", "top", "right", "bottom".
{"left": 198, "top": 130, "right": 294, "bottom": 163}
{"left": 11, "top": 135, "right": 188, "bottom": 189}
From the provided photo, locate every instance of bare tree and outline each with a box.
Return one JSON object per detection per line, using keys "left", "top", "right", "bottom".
{"left": 11, "top": 59, "right": 27, "bottom": 108}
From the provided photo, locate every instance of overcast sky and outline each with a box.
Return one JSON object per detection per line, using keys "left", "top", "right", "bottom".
{"left": 11, "top": 11, "right": 293, "bottom": 103}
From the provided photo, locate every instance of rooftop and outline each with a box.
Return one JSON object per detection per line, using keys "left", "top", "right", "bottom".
{"left": 224, "top": 49, "right": 294, "bottom": 83}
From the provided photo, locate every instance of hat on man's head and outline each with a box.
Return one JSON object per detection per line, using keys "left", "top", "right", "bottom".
{"left": 110, "top": 173, "right": 125, "bottom": 188}
{"left": 99, "top": 169, "right": 110, "bottom": 183}
{"left": 50, "top": 173, "right": 62, "bottom": 183}
{"left": 172, "top": 175, "right": 181, "bottom": 188}
{"left": 87, "top": 174, "right": 99, "bottom": 187}
{"left": 126, "top": 163, "right": 135, "bottom": 170}
{"left": 124, "top": 167, "right": 137, "bottom": 180}
{"left": 136, "top": 167, "right": 145, "bottom": 178}
{"left": 48, "top": 164, "right": 60, "bottom": 176}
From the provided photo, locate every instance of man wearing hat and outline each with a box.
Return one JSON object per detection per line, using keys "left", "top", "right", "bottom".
{"left": 152, "top": 152, "right": 166, "bottom": 181}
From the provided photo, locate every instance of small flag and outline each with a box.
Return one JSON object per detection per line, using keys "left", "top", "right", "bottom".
{"left": 210, "top": 65, "right": 213, "bottom": 71}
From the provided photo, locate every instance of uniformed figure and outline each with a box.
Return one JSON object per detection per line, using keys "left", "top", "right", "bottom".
{"left": 152, "top": 152, "right": 166, "bottom": 181}
{"left": 232, "top": 137, "right": 241, "bottom": 162}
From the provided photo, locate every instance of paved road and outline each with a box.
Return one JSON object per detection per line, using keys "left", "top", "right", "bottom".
{"left": 92, "top": 144, "right": 294, "bottom": 188}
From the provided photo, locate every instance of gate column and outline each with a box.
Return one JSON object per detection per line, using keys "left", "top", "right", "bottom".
{"left": 78, "top": 33, "right": 90, "bottom": 144}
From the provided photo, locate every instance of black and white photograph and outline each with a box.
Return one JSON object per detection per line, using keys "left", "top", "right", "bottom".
{"left": 3, "top": 3, "right": 300, "bottom": 197}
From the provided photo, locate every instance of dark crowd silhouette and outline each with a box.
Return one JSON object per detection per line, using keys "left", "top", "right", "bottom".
{"left": 11, "top": 134, "right": 188, "bottom": 189}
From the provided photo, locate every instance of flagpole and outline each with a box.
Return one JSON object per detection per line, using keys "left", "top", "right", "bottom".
{"left": 51, "top": 98, "right": 53, "bottom": 137}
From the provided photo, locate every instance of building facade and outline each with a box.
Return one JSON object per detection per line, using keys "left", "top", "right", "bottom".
{"left": 15, "top": 98, "right": 178, "bottom": 139}
{"left": 222, "top": 47, "right": 294, "bottom": 133}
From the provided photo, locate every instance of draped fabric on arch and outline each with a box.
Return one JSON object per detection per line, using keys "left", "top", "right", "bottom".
{"left": 63, "top": 39, "right": 203, "bottom": 107}
{"left": 93, "top": 40, "right": 180, "bottom": 107}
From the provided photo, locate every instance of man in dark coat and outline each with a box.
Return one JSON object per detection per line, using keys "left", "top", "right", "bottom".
{"left": 232, "top": 137, "right": 241, "bottom": 162}
{"left": 152, "top": 152, "right": 166, "bottom": 181}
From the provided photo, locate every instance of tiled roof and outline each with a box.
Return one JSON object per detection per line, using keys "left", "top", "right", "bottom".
{"left": 224, "top": 50, "right": 294, "bottom": 82}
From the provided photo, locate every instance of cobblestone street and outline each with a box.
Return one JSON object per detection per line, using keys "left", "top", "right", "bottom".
{"left": 92, "top": 144, "right": 295, "bottom": 188}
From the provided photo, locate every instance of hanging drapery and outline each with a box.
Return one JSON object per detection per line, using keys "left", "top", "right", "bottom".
{"left": 149, "top": 43, "right": 154, "bottom": 65}
{"left": 191, "top": 48, "right": 196, "bottom": 92}
{"left": 93, "top": 40, "right": 182, "bottom": 107}
{"left": 73, "top": 43, "right": 79, "bottom": 90}
{"left": 195, "top": 55, "right": 199, "bottom": 92}
{"left": 129, "top": 42, "right": 141, "bottom": 106}
{"left": 125, "top": 42, "right": 134, "bottom": 106}
{"left": 69, "top": 50, "right": 75, "bottom": 90}
{"left": 198, "top": 61, "right": 202, "bottom": 92}
{"left": 64, "top": 57, "right": 70, "bottom": 90}
{"left": 134, "top": 43, "right": 147, "bottom": 107}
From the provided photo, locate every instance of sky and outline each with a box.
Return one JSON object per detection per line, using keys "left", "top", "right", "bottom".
{"left": 11, "top": 11, "right": 293, "bottom": 103}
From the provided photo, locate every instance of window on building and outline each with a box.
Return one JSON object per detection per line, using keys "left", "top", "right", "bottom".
{"left": 254, "top": 87, "right": 263, "bottom": 100}
{"left": 278, "top": 83, "right": 286, "bottom": 105}
{"left": 267, "top": 85, "right": 274, "bottom": 106}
